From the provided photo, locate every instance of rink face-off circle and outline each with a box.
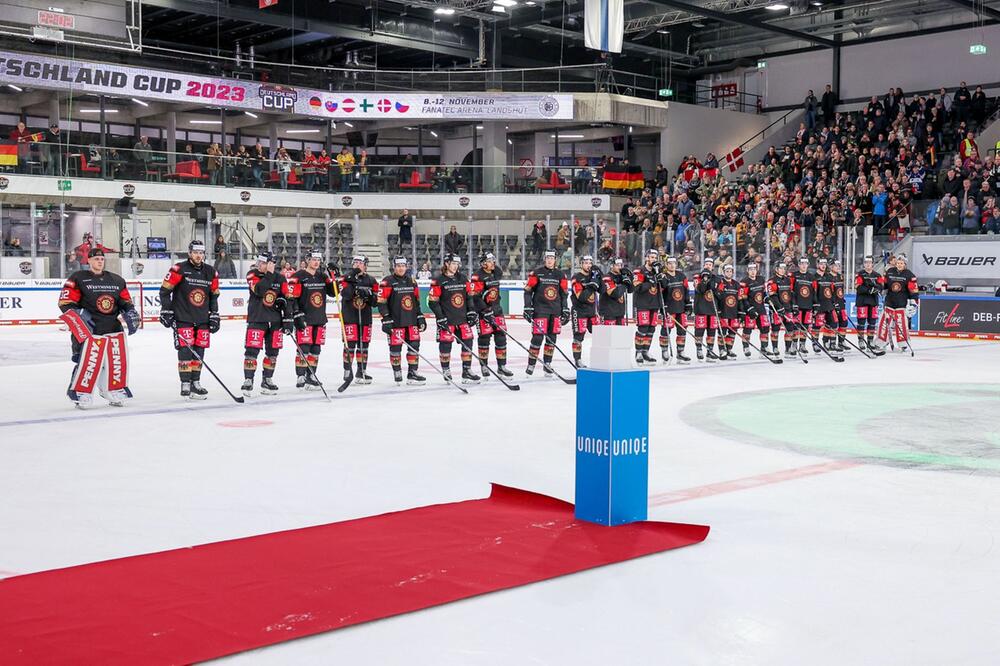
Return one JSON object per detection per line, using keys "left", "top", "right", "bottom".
{"left": 682, "top": 383, "right": 1000, "bottom": 475}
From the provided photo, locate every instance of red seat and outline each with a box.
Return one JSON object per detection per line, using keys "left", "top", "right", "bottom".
{"left": 537, "top": 171, "right": 570, "bottom": 193}
{"left": 165, "top": 160, "right": 209, "bottom": 182}
{"left": 79, "top": 154, "right": 101, "bottom": 176}
{"left": 265, "top": 169, "right": 304, "bottom": 188}
{"left": 399, "top": 170, "right": 433, "bottom": 190}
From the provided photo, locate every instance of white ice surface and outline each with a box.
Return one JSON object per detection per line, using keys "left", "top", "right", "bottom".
{"left": 1, "top": 322, "right": 998, "bottom": 665}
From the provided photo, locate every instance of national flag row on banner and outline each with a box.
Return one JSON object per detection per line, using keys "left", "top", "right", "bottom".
{"left": 601, "top": 165, "right": 644, "bottom": 190}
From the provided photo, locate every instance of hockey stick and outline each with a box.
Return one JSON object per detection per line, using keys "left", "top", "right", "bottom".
{"left": 767, "top": 297, "right": 808, "bottom": 364}
{"left": 455, "top": 333, "right": 520, "bottom": 391}
{"left": 711, "top": 296, "right": 780, "bottom": 364}
{"left": 284, "top": 331, "right": 331, "bottom": 401}
{"left": 401, "top": 338, "right": 469, "bottom": 395}
{"left": 794, "top": 314, "right": 845, "bottom": 362}
{"left": 503, "top": 327, "right": 576, "bottom": 384}
{"left": 174, "top": 325, "right": 245, "bottom": 403}
{"left": 330, "top": 275, "right": 354, "bottom": 393}
{"left": 706, "top": 294, "right": 736, "bottom": 362}
{"left": 736, "top": 312, "right": 783, "bottom": 364}
{"left": 827, "top": 312, "right": 875, "bottom": 358}
{"left": 843, "top": 310, "right": 885, "bottom": 356}
{"left": 655, "top": 283, "right": 673, "bottom": 362}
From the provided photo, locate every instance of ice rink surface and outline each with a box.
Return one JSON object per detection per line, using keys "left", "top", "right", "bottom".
{"left": 1, "top": 321, "right": 999, "bottom": 665}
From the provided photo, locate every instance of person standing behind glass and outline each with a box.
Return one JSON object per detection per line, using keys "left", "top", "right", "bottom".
{"left": 301, "top": 147, "right": 317, "bottom": 191}
{"left": 251, "top": 142, "right": 268, "bottom": 188}
{"left": 357, "top": 149, "right": 370, "bottom": 192}
{"left": 132, "top": 135, "right": 153, "bottom": 179}
{"left": 206, "top": 143, "right": 222, "bottom": 185}
{"left": 276, "top": 147, "right": 292, "bottom": 189}
{"left": 336, "top": 147, "right": 355, "bottom": 192}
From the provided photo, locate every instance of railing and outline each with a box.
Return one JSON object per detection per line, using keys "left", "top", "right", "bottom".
{"left": 0, "top": 141, "right": 644, "bottom": 195}
{"left": 693, "top": 83, "right": 762, "bottom": 115}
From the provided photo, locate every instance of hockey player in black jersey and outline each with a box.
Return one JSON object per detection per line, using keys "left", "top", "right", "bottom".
{"left": 854, "top": 255, "right": 884, "bottom": 350}
{"left": 632, "top": 249, "right": 663, "bottom": 364}
{"left": 766, "top": 262, "right": 796, "bottom": 357}
{"left": 471, "top": 252, "right": 512, "bottom": 378}
{"left": 692, "top": 256, "right": 720, "bottom": 362}
{"left": 598, "top": 258, "right": 631, "bottom": 325}
{"left": 523, "top": 250, "right": 569, "bottom": 376}
{"left": 716, "top": 264, "right": 741, "bottom": 359}
{"left": 830, "top": 259, "right": 849, "bottom": 352}
{"left": 241, "top": 251, "right": 291, "bottom": 396}
{"left": 792, "top": 257, "right": 817, "bottom": 355}
{"left": 159, "top": 240, "right": 220, "bottom": 399}
{"left": 337, "top": 255, "right": 379, "bottom": 384}
{"left": 877, "top": 253, "right": 919, "bottom": 352}
{"left": 659, "top": 256, "right": 691, "bottom": 363}
{"left": 738, "top": 261, "right": 770, "bottom": 358}
{"left": 378, "top": 256, "right": 428, "bottom": 384}
{"left": 285, "top": 251, "right": 339, "bottom": 389}
{"left": 429, "top": 254, "right": 480, "bottom": 384}
{"left": 813, "top": 258, "right": 841, "bottom": 356}
{"left": 569, "top": 255, "right": 601, "bottom": 367}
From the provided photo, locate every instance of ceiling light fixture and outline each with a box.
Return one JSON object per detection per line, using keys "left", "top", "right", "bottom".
{"left": 130, "top": 97, "right": 149, "bottom": 107}
{"left": 495, "top": 0, "right": 517, "bottom": 6}
{"left": 656, "top": 29, "right": 669, "bottom": 34}
{"left": 490, "top": 4, "right": 506, "bottom": 13}
{"left": 434, "top": 7, "right": 455, "bottom": 15}
{"left": 286, "top": 129, "right": 321, "bottom": 134}
{"left": 430, "top": 131, "right": 438, "bottom": 137}
{"left": 80, "top": 109, "right": 117, "bottom": 113}
{"left": 765, "top": 3, "right": 789, "bottom": 10}
{"left": 549, "top": 134, "right": 584, "bottom": 139}
{"left": 243, "top": 111, "right": 258, "bottom": 118}
{"left": 189, "top": 119, "right": 221, "bottom": 124}
{"left": 344, "top": 122, "right": 354, "bottom": 127}
{"left": 507, "top": 138, "right": 513, "bottom": 145}
{"left": 7, "top": 83, "right": 24, "bottom": 92}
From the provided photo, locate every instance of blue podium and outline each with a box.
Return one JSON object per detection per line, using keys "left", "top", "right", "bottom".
{"left": 574, "top": 327, "right": 650, "bottom": 526}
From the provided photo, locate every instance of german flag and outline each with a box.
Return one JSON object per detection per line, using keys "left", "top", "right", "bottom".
{"left": 602, "top": 165, "right": 645, "bottom": 190}
{"left": 29, "top": 132, "right": 45, "bottom": 143}
{"left": 0, "top": 144, "right": 17, "bottom": 166}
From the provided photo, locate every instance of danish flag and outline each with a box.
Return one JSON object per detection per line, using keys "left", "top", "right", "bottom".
{"left": 723, "top": 146, "right": 745, "bottom": 172}
{"left": 377, "top": 98, "right": 391, "bottom": 112}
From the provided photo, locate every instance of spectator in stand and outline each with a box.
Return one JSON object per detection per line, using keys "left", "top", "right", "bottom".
{"left": 301, "top": 147, "right": 317, "bottom": 191}
{"left": 803, "top": 90, "right": 818, "bottom": 131}
{"left": 183, "top": 143, "right": 200, "bottom": 165}
{"left": 530, "top": 220, "right": 546, "bottom": 264}
{"left": 940, "top": 195, "right": 961, "bottom": 235}
{"left": 251, "top": 142, "right": 268, "bottom": 188}
{"left": 214, "top": 234, "right": 227, "bottom": 258}
{"left": 926, "top": 195, "right": 944, "bottom": 235}
{"left": 417, "top": 262, "right": 432, "bottom": 280}
{"left": 74, "top": 232, "right": 117, "bottom": 267}
{"left": 336, "top": 147, "right": 355, "bottom": 192}
{"left": 959, "top": 131, "right": 979, "bottom": 161}
{"left": 976, "top": 180, "right": 995, "bottom": 209}
{"left": 281, "top": 261, "right": 294, "bottom": 279}
{"left": 871, "top": 185, "right": 889, "bottom": 231}
{"left": 357, "top": 149, "right": 370, "bottom": 192}
{"left": 4, "top": 236, "right": 25, "bottom": 256}
{"left": 276, "top": 147, "right": 292, "bottom": 189}
{"left": 704, "top": 152, "right": 719, "bottom": 170}
{"left": 962, "top": 197, "right": 981, "bottom": 234}
{"left": 41, "top": 122, "right": 63, "bottom": 176}
{"left": 8, "top": 121, "right": 32, "bottom": 173}
{"left": 953, "top": 82, "right": 972, "bottom": 125}
{"left": 132, "top": 135, "right": 153, "bottom": 179}
{"left": 206, "top": 143, "right": 222, "bottom": 185}
{"left": 444, "top": 225, "right": 463, "bottom": 256}
{"left": 397, "top": 208, "right": 413, "bottom": 255}
{"left": 233, "top": 144, "right": 251, "bottom": 186}
{"left": 821, "top": 84, "right": 838, "bottom": 126}
{"left": 555, "top": 221, "right": 570, "bottom": 253}
{"left": 215, "top": 248, "right": 238, "bottom": 279}
{"left": 971, "top": 86, "right": 988, "bottom": 127}
{"left": 654, "top": 163, "right": 668, "bottom": 189}
{"left": 223, "top": 144, "right": 235, "bottom": 184}
{"left": 316, "top": 149, "right": 331, "bottom": 191}
{"left": 984, "top": 205, "right": 1000, "bottom": 234}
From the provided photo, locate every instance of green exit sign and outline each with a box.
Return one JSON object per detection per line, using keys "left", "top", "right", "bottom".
{"left": 757, "top": 60, "right": 767, "bottom": 69}
{"left": 57, "top": 179, "right": 72, "bottom": 191}
{"left": 970, "top": 44, "right": 988, "bottom": 55}
{"left": 658, "top": 88, "right": 674, "bottom": 98}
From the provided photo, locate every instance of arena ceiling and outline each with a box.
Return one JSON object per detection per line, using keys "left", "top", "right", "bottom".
{"left": 10, "top": 1, "right": 1000, "bottom": 97}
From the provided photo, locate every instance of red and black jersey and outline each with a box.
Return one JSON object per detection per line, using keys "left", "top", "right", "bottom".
{"left": 570, "top": 269, "right": 600, "bottom": 317}
{"left": 58, "top": 269, "right": 133, "bottom": 335}
{"left": 660, "top": 271, "right": 689, "bottom": 314}
{"left": 378, "top": 273, "right": 423, "bottom": 326}
{"left": 246, "top": 268, "right": 288, "bottom": 324}
{"left": 814, "top": 270, "right": 837, "bottom": 312}
{"left": 739, "top": 275, "right": 766, "bottom": 315}
{"left": 524, "top": 266, "right": 568, "bottom": 316}
{"left": 767, "top": 274, "right": 794, "bottom": 311}
{"left": 831, "top": 272, "right": 847, "bottom": 307}
{"left": 632, "top": 265, "right": 662, "bottom": 311}
{"left": 883, "top": 267, "right": 918, "bottom": 308}
{"left": 855, "top": 269, "right": 884, "bottom": 307}
{"left": 693, "top": 272, "right": 719, "bottom": 316}
{"left": 599, "top": 270, "right": 631, "bottom": 320}
{"left": 286, "top": 268, "right": 337, "bottom": 326}
{"left": 471, "top": 266, "right": 504, "bottom": 316}
{"left": 339, "top": 270, "right": 379, "bottom": 325}
{"left": 429, "top": 271, "right": 473, "bottom": 326}
{"left": 716, "top": 277, "right": 740, "bottom": 318}
{"left": 792, "top": 270, "right": 817, "bottom": 309}
{"left": 159, "top": 259, "right": 219, "bottom": 325}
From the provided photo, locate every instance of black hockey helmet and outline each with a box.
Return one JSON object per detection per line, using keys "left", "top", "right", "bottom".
{"left": 189, "top": 240, "right": 207, "bottom": 254}
{"left": 444, "top": 253, "right": 461, "bottom": 265}
{"left": 480, "top": 251, "right": 496, "bottom": 265}
{"left": 256, "top": 250, "right": 275, "bottom": 263}
{"left": 87, "top": 247, "right": 105, "bottom": 259}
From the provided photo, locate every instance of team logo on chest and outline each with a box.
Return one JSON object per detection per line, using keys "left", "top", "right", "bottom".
{"left": 95, "top": 294, "right": 116, "bottom": 314}
{"left": 724, "top": 294, "right": 737, "bottom": 308}
{"left": 401, "top": 294, "right": 415, "bottom": 311}
{"left": 823, "top": 286, "right": 833, "bottom": 299}
{"left": 780, "top": 291, "right": 791, "bottom": 303}
{"left": 263, "top": 290, "right": 277, "bottom": 306}
{"left": 543, "top": 285, "right": 558, "bottom": 301}
{"left": 310, "top": 291, "right": 325, "bottom": 308}
{"left": 189, "top": 288, "right": 207, "bottom": 307}
{"left": 754, "top": 292, "right": 764, "bottom": 304}
{"left": 649, "top": 285, "right": 658, "bottom": 295}
{"left": 798, "top": 284, "right": 811, "bottom": 298}
{"left": 835, "top": 286, "right": 844, "bottom": 299}
{"left": 890, "top": 282, "right": 901, "bottom": 292}
{"left": 450, "top": 292, "right": 465, "bottom": 309}
{"left": 671, "top": 287, "right": 684, "bottom": 301}
{"left": 485, "top": 287, "right": 499, "bottom": 304}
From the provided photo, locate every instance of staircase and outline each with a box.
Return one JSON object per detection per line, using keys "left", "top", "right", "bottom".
{"left": 357, "top": 242, "right": 384, "bottom": 276}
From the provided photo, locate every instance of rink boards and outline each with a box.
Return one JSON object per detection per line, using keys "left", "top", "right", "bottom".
{"left": 1, "top": 278, "right": 998, "bottom": 339}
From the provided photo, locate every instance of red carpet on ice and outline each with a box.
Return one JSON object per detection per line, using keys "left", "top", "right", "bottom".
{"left": 0, "top": 484, "right": 709, "bottom": 665}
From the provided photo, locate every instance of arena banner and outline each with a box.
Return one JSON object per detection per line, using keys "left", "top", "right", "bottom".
{"left": 911, "top": 237, "right": 1000, "bottom": 284}
{"left": 917, "top": 295, "right": 1000, "bottom": 339}
{"left": 0, "top": 50, "right": 573, "bottom": 120}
